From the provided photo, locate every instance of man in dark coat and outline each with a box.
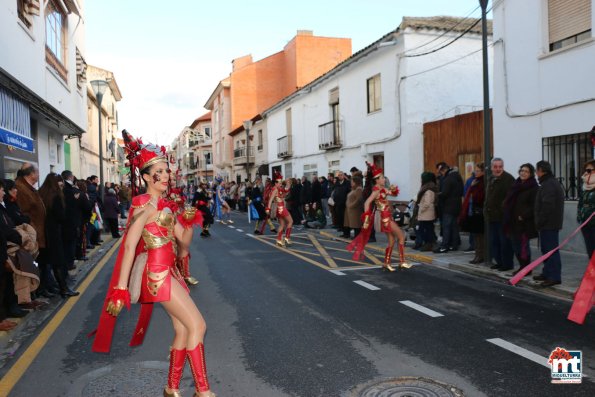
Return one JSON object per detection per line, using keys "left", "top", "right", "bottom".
{"left": 484, "top": 158, "right": 515, "bottom": 269}
{"left": 434, "top": 163, "right": 464, "bottom": 253}
{"left": 332, "top": 171, "right": 351, "bottom": 238}
{"left": 533, "top": 160, "right": 565, "bottom": 287}
{"left": 192, "top": 182, "right": 214, "bottom": 237}
{"left": 61, "top": 170, "right": 82, "bottom": 270}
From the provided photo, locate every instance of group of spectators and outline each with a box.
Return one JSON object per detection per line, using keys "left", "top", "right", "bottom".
{"left": 0, "top": 163, "right": 130, "bottom": 331}
{"left": 412, "top": 157, "right": 595, "bottom": 288}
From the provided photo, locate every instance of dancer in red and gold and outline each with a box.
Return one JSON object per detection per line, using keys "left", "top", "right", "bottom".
{"left": 91, "top": 131, "right": 215, "bottom": 397}
{"left": 266, "top": 171, "right": 293, "bottom": 246}
{"left": 348, "top": 162, "right": 411, "bottom": 271}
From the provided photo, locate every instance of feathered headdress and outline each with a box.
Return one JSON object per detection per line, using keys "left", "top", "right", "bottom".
{"left": 273, "top": 169, "right": 284, "bottom": 181}
{"left": 122, "top": 129, "right": 168, "bottom": 197}
{"left": 366, "top": 161, "right": 383, "bottom": 179}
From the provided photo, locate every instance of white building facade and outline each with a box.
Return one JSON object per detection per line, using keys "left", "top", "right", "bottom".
{"left": 493, "top": 0, "right": 595, "bottom": 195}
{"left": 0, "top": 0, "right": 87, "bottom": 180}
{"left": 265, "top": 17, "right": 492, "bottom": 200}
{"left": 492, "top": 0, "right": 595, "bottom": 251}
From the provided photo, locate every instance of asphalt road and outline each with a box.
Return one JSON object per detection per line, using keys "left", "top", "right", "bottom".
{"left": 4, "top": 213, "right": 595, "bottom": 397}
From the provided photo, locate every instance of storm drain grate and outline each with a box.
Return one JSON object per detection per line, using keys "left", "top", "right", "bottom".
{"left": 349, "top": 377, "right": 465, "bottom": 397}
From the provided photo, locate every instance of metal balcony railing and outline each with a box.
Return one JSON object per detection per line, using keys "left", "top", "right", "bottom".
{"left": 318, "top": 120, "right": 343, "bottom": 150}
{"left": 232, "top": 146, "right": 255, "bottom": 165}
{"left": 277, "top": 135, "right": 292, "bottom": 158}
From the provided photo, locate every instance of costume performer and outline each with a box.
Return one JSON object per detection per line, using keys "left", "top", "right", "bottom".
{"left": 213, "top": 178, "right": 232, "bottom": 224}
{"left": 91, "top": 131, "right": 215, "bottom": 397}
{"left": 250, "top": 177, "right": 268, "bottom": 235}
{"left": 266, "top": 171, "right": 293, "bottom": 246}
{"left": 258, "top": 178, "right": 277, "bottom": 235}
{"left": 347, "top": 162, "right": 411, "bottom": 271}
{"left": 192, "top": 182, "right": 214, "bottom": 238}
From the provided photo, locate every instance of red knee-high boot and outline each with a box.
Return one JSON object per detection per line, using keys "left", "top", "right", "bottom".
{"left": 164, "top": 347, "right": 186, "bottom": 397}
{"left": 179, "top": 254, "right": 198, "bottom": 285}
{"left": 284, "top": 227, "right": 292, "bottom": 246}
{"left": 383, "top": 246, "right": 395, "bottom": 272}
{"left": 398, "top": 243, "right": 412, "bottom": 269}
{"left": 187, "top": 343, "right": 215, "bottom": 396}
{"left": 276, "top": 229, "right": 285, "bottom": 247}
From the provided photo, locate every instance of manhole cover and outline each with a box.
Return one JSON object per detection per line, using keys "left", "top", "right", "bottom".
{"left": 68, "top": 361, "right": 193, "bottom": 397}
{"left": 350, "top": 377, "right": 464, "bottom": 397}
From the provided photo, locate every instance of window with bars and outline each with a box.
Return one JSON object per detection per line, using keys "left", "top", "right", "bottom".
{"left": 542, "top": 132, "right": 593, "bottom": 200}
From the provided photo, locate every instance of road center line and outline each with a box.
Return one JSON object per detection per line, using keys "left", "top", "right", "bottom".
{"left": 228, "top": 225, "right": 235, "bottom": 228}
{"left": 329, "top": 270, "right": 346, "bottom": 276}
{"left": 486, "top": 338, "right": 549, "bottom": 368}
{"left": 236, "top": 229, "right": 243, "bottom": 232}
{"left": 353, "top": 280, "right": 380, "bottom": 290}
{"left": 399, "top": 300, "right": 444, "bottom": 317}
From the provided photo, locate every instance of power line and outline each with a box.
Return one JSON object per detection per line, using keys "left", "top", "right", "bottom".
{"left": 404, "top": 18, "right": 482, "bottom": 58}
{"left": 402, "top": 4, "right": 482, "bottom": 55}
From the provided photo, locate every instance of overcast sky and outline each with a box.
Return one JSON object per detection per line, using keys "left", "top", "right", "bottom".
{"left": 85, "top": 0, "right": 487, "bottom": 145}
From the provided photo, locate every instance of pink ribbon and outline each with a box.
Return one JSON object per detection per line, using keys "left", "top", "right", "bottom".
{"left": 508, "top": 212, "right": 595, "bottom": 324}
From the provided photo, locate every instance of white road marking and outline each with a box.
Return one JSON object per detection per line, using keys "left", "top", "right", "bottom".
{"left": 329, "top": 270, "right": 346, "bottom": 276}
{"left": 335, "top": 266, "right": 382, "bottom": 271}
{"left": 228, "top": 225, "right": 235, "bottom": 228}
{"left": 353, "top": 280, "right": 380, "bottom": 290}
{"left": 486, "top": 338, "right": 549, "bottom": 368}
{"left": 236, "top": 229, "right": 243, "bottom": 232}
{"left": 399, "top": 300, "right": 444, "bottom": 318}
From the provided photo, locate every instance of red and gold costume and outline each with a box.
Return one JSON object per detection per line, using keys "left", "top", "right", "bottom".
{"left": 347, "top": 162, "right": 410, "bottom": 271}
{"left": 267, "top": 171, "right": 293, "bottom": 246}
{"left": 91, "top": 130, "right": 212, "bottom": 397}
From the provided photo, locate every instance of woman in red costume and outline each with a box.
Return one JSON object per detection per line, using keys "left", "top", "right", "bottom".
{"left": 266, "top": 171, "right": 293, "bottom": 247}
{"left": 91, "top": 131, "right": 215, "bottom": 397}
{"left": 348, "top": 162, "right": 411, "bottom": 271}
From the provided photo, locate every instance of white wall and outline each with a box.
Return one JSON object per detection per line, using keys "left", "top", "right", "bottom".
{"left": 266, "top": 27, "right": 491, "bottom": 200}
{"left": 493, "top": 0, "right": 595, "bottom": 172}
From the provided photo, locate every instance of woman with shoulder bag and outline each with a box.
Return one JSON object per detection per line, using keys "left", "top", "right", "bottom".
{"left": 459, "top": 163, "right": 485, "bottom": 264}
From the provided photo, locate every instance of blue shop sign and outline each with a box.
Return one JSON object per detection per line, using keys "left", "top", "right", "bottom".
{"left": 0, "top": 126, "right": 34, "bottom": 153}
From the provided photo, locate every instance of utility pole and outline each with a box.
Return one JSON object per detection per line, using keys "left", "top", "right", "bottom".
{"left": 479, "top": 0, "right": 491, "bottom": 264}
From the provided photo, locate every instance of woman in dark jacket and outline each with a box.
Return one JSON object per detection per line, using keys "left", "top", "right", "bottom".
{"left": 459, "top": 164, "right": 485, "bottom": 264}
{"left": 3, "top": 179, "right": 30, "bottom": 226}
{"left": 103, "top": 188, "right": 121, "bottom": 238}
{"left": 503, "top": 163, "right": 539, "bottom": 276}
{"left": 75, "top": 180, "right": 93, "bottom": 260}
{"left": 39, "top": 173, "right": 79, "bottom": 298}
{"left": 578, "top": 159, "right": 595, "bottom": 259}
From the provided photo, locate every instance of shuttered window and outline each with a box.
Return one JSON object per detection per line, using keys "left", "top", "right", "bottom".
{"left": 548, "top": 0, "right": 592, "bottom": 51}
{"left": 329, "top": 87, "right": 339, "bottom": 105}
{"left": 367, "top": 74, "right": 381, "bottom": 113}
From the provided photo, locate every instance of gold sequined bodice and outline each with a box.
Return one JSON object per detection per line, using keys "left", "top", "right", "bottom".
{"left": 374, "top": 187, "right": 391, "bottom": 212}
{"left": 142, "top": 207, "right": 176, "bottom": 250}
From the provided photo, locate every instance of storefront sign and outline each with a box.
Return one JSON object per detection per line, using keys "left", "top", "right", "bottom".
{"left": 0, "top": 126, "right": 34, "bottom": 153}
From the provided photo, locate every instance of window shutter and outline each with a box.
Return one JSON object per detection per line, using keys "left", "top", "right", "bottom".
{"left": 329, "top": 87, "right": 339, "bottom": 105}
{"left": 548, "top": 0, "right": 592, "bottom": 44}
{"left": 25, "top": 0, "right": 40, "bottom": 16}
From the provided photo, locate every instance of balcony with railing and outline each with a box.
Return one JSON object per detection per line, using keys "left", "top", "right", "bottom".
{"left": 233, "top": 146, "right": 255, "bottom": 166}
{"left": 277, "top": 135, "right": 292, "bottom": 158}
{"left": 318, "top": 120, "right": 343, "bottom": 150}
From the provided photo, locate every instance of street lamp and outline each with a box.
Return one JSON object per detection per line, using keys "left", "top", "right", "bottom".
{"left": 479, "top": 0, "right": 491, "bottom": 264}
{"left": 243, "top": 120, "right": 252, "bottom": 182}
{"left": 91, "top": 79, "right": 109, "bottom": 200}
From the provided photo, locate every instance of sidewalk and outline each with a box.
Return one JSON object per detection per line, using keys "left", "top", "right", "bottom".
{"left": 320, "top": 228, "right": 589, "bottom": 301}
{"left": 0, "top": 233, "right": 118, "bottom": 371}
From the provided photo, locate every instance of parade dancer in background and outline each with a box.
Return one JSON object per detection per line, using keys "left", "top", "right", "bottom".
{"left": 258, "top": 178, "right": 277, "bottom": 235}
{"left": 169, "top": 179, "right": 199, "bottom": 286}
{"left": 250, "top": 176, "right": 268, "bottom": 234}
{"left": 213, "top": 177, "right": 232, "bottom": 224}
{"left": 266, "top": 171, "right": 293, "bottom": 247}
{"left": 92, "top": 131, "right": 215, "bottom": 397}
{"left": 348, "top": 162, "right": 411, "bottom": 271}
{"left": 193, "top": 181, "right": 214, "bottom": 238}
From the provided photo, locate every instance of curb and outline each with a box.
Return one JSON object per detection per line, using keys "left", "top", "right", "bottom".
{"left": 318, "top": 230, "right": 574, "bottom": 301}
{"left": 0, "top": 234, "right": 119, "bottom": 373}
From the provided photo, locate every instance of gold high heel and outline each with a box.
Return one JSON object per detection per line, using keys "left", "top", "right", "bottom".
{"left": 399, "top": 262, "right": 412, "bottom": 270}
{"left": 164, "top": 387, "right": 183, "bottom": 397}
{"left": 276, "top": 239, "right": 285, "bottom": 247}
{"left": 284, "top": 237, "right": 291, "bottom": 246}
{"left": 398, "top": 243, "right": 412, "bottom": 269}
{"left": 194, "top": 392, "right": 216, "bottom": 397}
{"left": 382, "top": 264, "right": 396, "bottom": 272}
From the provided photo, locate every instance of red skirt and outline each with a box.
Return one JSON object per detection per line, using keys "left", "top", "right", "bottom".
{"left": 139, "top": 244, "right": 188, "bottom": 303}
{"left": 276, "top": 204, "right": 290, "bottom": 219}
{"left": 380, "top": 209, "right": 393, "bottom": 233}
